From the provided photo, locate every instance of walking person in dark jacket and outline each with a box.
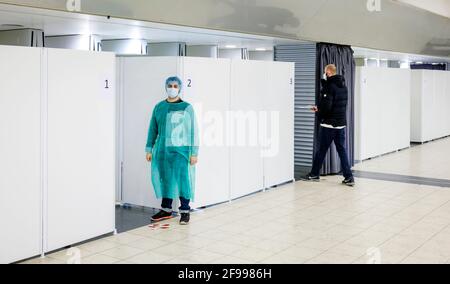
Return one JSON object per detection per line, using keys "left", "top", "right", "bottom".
{"left": 301, "top": 64, "right": 355, "bottom": 186}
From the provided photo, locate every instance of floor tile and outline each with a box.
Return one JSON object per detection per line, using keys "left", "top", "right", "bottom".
{"left": 101, "top": 245, "right": 145, "bottom": 260}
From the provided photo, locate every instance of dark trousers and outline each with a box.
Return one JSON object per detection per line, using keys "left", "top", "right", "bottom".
{"left": 310, "top": 127, "right": 353, "bottom": 179}
{"left": 161, "top": 197, "right": 191, "bottom": 213}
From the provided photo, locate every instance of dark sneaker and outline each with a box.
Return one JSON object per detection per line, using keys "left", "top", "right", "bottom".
{"left": 300, "top": 174, "right": 320, "bottom": 182}
{"left": 179, "top": 213, "right": 190, "bottom": 225}
{"left": 342, "top": 178, "right": 355, "bottom": 187}
{"left": 151, "top": 210, "right": 173, "bottom": 222}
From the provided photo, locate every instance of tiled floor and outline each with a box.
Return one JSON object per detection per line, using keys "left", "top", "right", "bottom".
{"left": 22, "top": 138, "right": 450, "bottom": 264}
{"left": 353, "top": 137, "right": 450, "bottom": 180}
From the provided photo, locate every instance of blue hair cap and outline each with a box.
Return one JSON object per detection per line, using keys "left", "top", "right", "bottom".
{"left": 165, "top": 76, "right": 183, "bottom": 90}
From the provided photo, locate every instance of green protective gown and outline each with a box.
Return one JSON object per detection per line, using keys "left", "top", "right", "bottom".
{"left": 145, "top": 100, "right": 199, "bottom": 201}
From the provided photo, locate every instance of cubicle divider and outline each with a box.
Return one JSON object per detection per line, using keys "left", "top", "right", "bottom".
{"left": 117, "top": 56, "right": 295, "bottom": 210}
{"left": 355, "top": 67, "right": 450, "bottom": 163}
{"left": 181, "top": 57, "right": 232, "bottom": 208}
{"left": 0, "top": 45, "right": 116, "bottom": 263}
{"left": 0, "top": 45, "right": 42, "bottom": 264}
{"left": 262, "top": 62, "right": 295, "bottom": 188}
{"left": 45, "top": 48, "right": 116, "bottom": 253}
{"left": 355, "top": 66, "right": 411, "bottom": 161}
{"left": 229, "top": 60, "right": 266, "bottom": 200}
{"left": 411, "top": 70, "right": 450, "bottom": 143}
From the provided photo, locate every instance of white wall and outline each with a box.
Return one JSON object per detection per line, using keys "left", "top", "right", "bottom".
{"left": 181, "top": 57, "right": 232, "bottom": 208}
{"left": 0, "top": 45, "right": 116, "bottom": 263}
{"left": 119, "top": 56, "right": 181, "bottom": 210}
{"left": 229, "top": 60, "right": 266, "bottom": 199}
{"left": 262, "top": 62, "right": 295, "bottom": 188}
{"left": 411, "top": 70, "right": 450, "bottom": 143}
{"left": 0, "top": 45, "right": 42, "bottom": 264}
{"left": 45, "top": 48, "right": 116, "bottom": 252}
{"left": 355, "top": 67, "right": 411, "bottom": 161}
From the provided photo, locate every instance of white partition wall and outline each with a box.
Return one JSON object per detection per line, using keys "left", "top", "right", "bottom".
{"left": 181, "top": 57, "right": 231, "bottom": 208}
{"left": 0, "top": 45, "right": 117, "bottom": 262}
{"left": 119, "top": 57, "right": 182, "bottom": 210}
{"left": 355, "top": 67, "right": 411, "bottom": 161}
{"left": 45, "top": 48, "right": 116, "bottom": 252}
{"left": 262, "top": 62, "right": 295, "bottom": 188}
{"left": 119, "top": 56, "right": 232, "bottom": 209}
{"left": 229, "top": 60, "right": 266, "bottom": 199}
{"left": 0, "top": 46, "right": 42, "bottom": 263}
{"left": 118, "top": 56, "right": 295, "bottom": 210}
{"left": 411, "top": 70, "right": 450, "bottom": 143}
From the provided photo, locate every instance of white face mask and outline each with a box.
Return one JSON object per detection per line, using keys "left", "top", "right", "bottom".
{"left": 167, "top": 88, "right": 179, "bottom": 99}
{"left": 323, "top": 73, "right": 328, "bottom": 80}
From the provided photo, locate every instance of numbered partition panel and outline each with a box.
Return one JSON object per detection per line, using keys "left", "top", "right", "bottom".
{"left": 230, "top": 60, "right": 265, "bottom": 199}
{"left": 355, "top": 67, "right": 382, "bottom": 161}
{"left": 410, "top": 70, "right": 424, "bottom": 143}
{"left": 379, "top": 68, "right": 410, "bottom": 155}
{"left": 262, "top": 62, "right": 295, "bottom": 188}
{"left": 0, "top": 45, "right": 42, "bottom": 263}
{"left": 46, "top": 49, "right": 116, "bottom": 252}
{"left": 446, "top": 72, "right": 450, "bottom": 136}
{"left": 411, "top": 70, "right": 450, "bottom": 143}
{"left": 434, "top": 71, "right": 448, "bottom": 139}
{"left": 120, "top": 57, "right": 182, "bottom": 209}
{"left": 181, "top": 57, "right": 231, "bottom": 208}
{"left": 421, "top": 71, "right": 436, "bottom": 142}
{"left": 355, "top": 67, "right": 410, "bottom": 161}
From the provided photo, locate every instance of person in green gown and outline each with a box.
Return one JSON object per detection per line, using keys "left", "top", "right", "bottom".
{"left": 146, "top": 76, "right": 199, "bottom": 225}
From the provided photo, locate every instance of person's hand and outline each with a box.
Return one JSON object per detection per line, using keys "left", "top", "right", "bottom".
{"left": 146, "top": 153, "right": 152, "bottom": 162}
{"left": 311, "top": 106, "right": 319, "bottom": 113}
{"left": 190, "top": 156, "right": 198, "bottom": 166}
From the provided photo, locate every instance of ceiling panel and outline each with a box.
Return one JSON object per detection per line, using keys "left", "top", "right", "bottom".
{"left": 0, "top": 3, "right": 299, "bottom": 50}
{"left": 0, "top": 0, "right": 449, "bottom": 57}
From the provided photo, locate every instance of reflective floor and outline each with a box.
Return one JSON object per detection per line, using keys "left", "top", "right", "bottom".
{"left": 22, "top": 137, "right": 450, "bottom": 264}
{"left": 115, "top": 206, "right": 158, "bottom": 234}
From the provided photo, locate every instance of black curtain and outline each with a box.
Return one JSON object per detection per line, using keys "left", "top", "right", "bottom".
{"left": 314, "top": 43, "right": 355, "bottom": 175}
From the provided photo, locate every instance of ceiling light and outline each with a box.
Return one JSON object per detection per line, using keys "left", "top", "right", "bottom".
{"left": 225, "top": 45, "right": 237, "bottom": 49}
{"left": 255, "top": 48, "right": 267, "bottom": 51}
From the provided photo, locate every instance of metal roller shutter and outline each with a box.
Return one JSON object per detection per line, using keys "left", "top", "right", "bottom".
{"left": 275, "top": 43, "right": 317, "bottom": 168}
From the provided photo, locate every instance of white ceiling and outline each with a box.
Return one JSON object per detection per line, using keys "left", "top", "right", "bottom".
{"left": 0, "top": 3, "right": 449, "bottom": 63}
{"left": 0, "top": 3, "right": 299, "bottom": 50}
{"left": 393, "top": 0, "right": 450, "bottom": 19}
{"left": 1, "top": 0, "right": 450, "bottom": 57}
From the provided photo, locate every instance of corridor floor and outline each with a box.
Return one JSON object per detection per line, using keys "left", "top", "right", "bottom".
{"left": 23, "top": 137, "right": 450, "bottom": 264}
